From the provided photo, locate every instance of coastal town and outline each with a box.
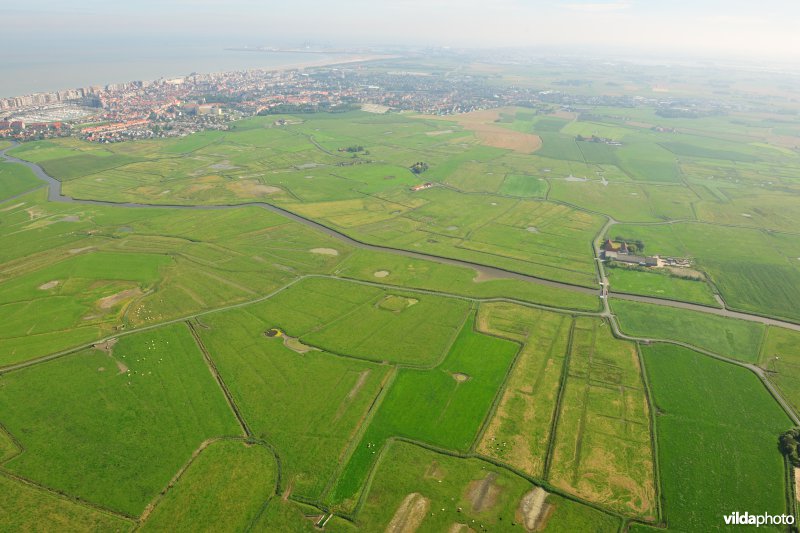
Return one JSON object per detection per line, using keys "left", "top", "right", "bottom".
{"left": 0, "top": 52, "right": 740, "bottom": 144}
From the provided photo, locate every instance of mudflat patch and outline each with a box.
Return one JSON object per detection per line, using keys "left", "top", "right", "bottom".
{"left": 310, "top": 248, "right": 339, "bottom": 256}
{"left": 465, "top": 472, "right": 502, "bottom": 512}
{"left": 517, "top": 487, "right": 550, "bottom": 531}
{"left": 38, "top": 280, "right": 60, "bottom": 290}
{"left": 386, "top": 493, "right": 430, "bottom": 533}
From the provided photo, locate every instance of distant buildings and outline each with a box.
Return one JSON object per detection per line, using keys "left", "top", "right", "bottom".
{"left": 602, "top": 239, "right": 658, "bottom": 267}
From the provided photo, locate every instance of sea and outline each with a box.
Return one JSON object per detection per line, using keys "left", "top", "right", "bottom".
{"left": 0, "top": 43, "right": 346, "bottom": 98}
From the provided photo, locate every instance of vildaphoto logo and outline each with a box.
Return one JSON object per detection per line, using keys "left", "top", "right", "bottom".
{"left": 723, "top": 512, "right": 795, "bottom": 527}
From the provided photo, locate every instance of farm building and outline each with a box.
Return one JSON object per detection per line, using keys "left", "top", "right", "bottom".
{"left": 410, "top": 182, "right": 433, "bottom": 192}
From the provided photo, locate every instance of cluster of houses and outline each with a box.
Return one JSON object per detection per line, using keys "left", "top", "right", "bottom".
{"left": 601, "top": 239, "right": 658, "bottom": 267}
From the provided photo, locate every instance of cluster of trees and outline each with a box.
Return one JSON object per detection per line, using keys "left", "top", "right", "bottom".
{"left": 614, "top": 236, "right": 645, "bottom": 253}
{"left": 780, "top": 428, "right": 800, "bottom": 466}
{"left": 410, "top": 161, "right": 429, "bottom": 174}
{"left": 339, "top": 145, "right": 365, "bottom": 153}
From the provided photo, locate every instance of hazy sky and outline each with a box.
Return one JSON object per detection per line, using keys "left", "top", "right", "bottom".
{"left": 6, "top": 0, "right": 800, "bottom": 62}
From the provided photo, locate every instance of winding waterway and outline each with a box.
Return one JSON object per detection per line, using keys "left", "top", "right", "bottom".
{"left": 2, "top": 142, "right": 799, "bottom": 332}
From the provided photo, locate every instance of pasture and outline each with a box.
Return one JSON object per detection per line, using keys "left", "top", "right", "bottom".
{"left": 0, "top": 161, "right": 43, "bottom": 201}
{"left": 0, "top": 474, "right": 132, "bottom": 531}
{"left": 548, "top": 317, "right": 656, "bottom": 519}
{"left": 643, "top": 344, "right": 791, "bottom": 531}
{"left": 476, "top": 303, "right": 572, "bottom": 478}
{"left": 759, "top": 326, "right": 800, "bottom": 413}
{"left": 355, "top": 440, "right": 620, "bottom": 532}
{"left": 141, "top": 439, "right": 277, "bottom": 531}
{"left": 611, "top": 221, "right": 800, "bottom": 322}
{"left": 606, "top": 266, "right": 719, "bottom": 306}
{"left": 198, "top": 303, "right": 390, "bottom": 501}
{"left": 0, "top": 323, "right": 239, "bottom": 516}
{"left": 2, "top": 64, "right": 800, "bottom": 531}
{"left": 612, "top": 299, "right": 765, "bottom": 362}
{"left": 331, "top": 311, "right": 519, "bottom": 509}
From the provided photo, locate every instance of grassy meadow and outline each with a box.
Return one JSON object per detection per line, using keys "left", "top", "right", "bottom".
{"left": 141, "top": 439, "right": 277, "bottom": 532}
{"left": 353, "top": 440, "right": 620, "bottom": 532}
{"left": 548, "top": 318, "right": 656, "bottom": 519}
{"left": 331, "top": 311, "right": 519, "bottom": 509}
{"left": 0, "top": 323, "right": 239, "bottom": 516}
{"left": 2, "top": 62, "right": 800, "bottom": 531}
{"left": 643, "top": 344, "right": 791, "bottom": 531}
{"left": 612, "top": 299, "right": 765, "bottom": 362}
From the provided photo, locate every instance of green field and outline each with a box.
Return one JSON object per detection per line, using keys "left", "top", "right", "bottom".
{"left": 332, "top": 311, "right": 519, "bottom": 508}
{"left": 0, "top": 161, "right": 43, "bottom": 201}
{"left": 0, "top": 474, "right": 132, "bottom": 531}
{"left": 198, "top": 302, "right": 390, "bottom": 501}
{"left": 354, "top": 440, "right": 620, "bottom": 532}
{"left": 643, "top": 344, "right": 791, "bottom": 531}
{"left": 606, "top": 266, "right": 719, "bottom": 306}
{"left": 611, "top": 221, "right": 800, "bottom": 322}
{"left": 759, "top": 326, "right": 800, "bottom": 413}
{"left": 548, "top": 318, "right": 655, "bottom": 519}
{"left": 141, "top": 439, "right": 277, "bottom": 531}
{"left": 3, "top": 58, "right": 800, "bottom": 531}
{"left": 0, "top": 323, "right": 239, "bottom": 516}
{"left": 612, "top": 299, "right": 764, "bottom": 362}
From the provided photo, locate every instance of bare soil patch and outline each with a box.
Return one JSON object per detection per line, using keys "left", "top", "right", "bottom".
{"left": 374, "top": 270, "right": 390, "bottom": 278}
{"left": 424, "top": 461, "right": 445, "bottom": 481}
{"left": 26, "top": 207, "right": 45, "bottom": 220}
{"left": 284, "top": 336, "right": 318, "bottom": 354}
{"left": 60, "top": 215, "right": 80, "bottom": 222}
{"left": 38, "top": 280, "right": 60, "bottom": 290}
{"left": 347, "top": 370, "right": 371, "bottom": 399}
{"left": 0, "top": 202, "right": 25, "bottom": 212}
{"left": 426, "top": 129, "right": 454, "bottom": 136}
{"left": 448, "top": 524, "right": 475, "bottom": 533}
{"left": 452, "top": 373, "right": 470, "bottom": 383}
{"left": 69, "top": 246, "right": 95, "bottom": 254}
{"left": 386, "top": 493, "right": 430, "bottom": 533}
{"left": 310, "top": 248, "right": 339, "bottom": 256}
{"left": 465, "top": 472, "right": 502, "bottom": 512}
{"left": 473, "top": 269, "right": 500, "bottom": 283}
{"left": 226, "top": 180, "right": 281, "bottom": 197}
{"left": 97, "top": 288, "right": 142, "bottom": 309}
{"left": 795, "top": 467, "right": 800, "bottom": 502}
{"left": 210, "top": 161, "right": 237, "bottom": 170}
{"left": 516, "top": 487, "right": 550, "bottom": 531}
{"left": 424, "top": 108, "right": 542, "bottom": 153}
{"left": 93, "top": 338, "right": 118, "bottom": 355}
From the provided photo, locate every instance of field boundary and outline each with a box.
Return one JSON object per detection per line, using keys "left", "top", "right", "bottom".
{"left": 186, "top": 320, "right": 251, "bottom": 437}
{"left": 0, "top": 468, "right": 138, "bottom": 522}
{"left": 543, "top": 317, "right": 576, "bottom": 480}
{"left": 135, "top": 435, "right": 282, "bottom": 529}
{"left": 635, "top": 342, "right": 665, "bottom": 526}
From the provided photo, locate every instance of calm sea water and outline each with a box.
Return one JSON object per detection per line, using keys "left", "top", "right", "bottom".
{"left": 0, "top": 44, "right": 342, "bottom": 98}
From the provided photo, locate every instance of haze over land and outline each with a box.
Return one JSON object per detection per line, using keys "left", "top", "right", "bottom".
{"left": 4, "top": 0, "right": 800, "bottom": 62}
{"left": 2, "top": 2, "right": 800, "bottom": 532}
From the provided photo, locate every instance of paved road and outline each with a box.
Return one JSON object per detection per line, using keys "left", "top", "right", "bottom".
{"left": 3, "top": 142, "right": 800, "bottom": 333}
